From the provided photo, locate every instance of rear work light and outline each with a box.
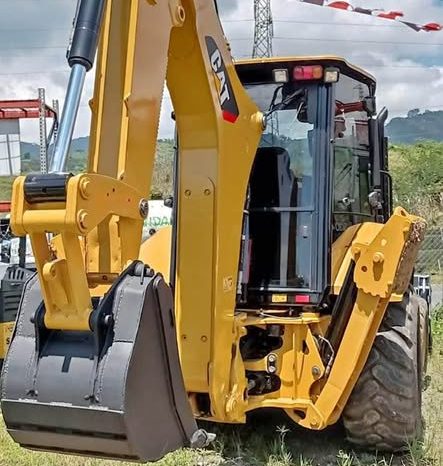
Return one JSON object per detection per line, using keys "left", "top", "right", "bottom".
{"left": 324, "top": 67, "right": 340, "bottom": 83}
{"left": 273, "top": 69, "right": 289, "bottom": 83}
{"left": 293, "top": 65, "right": 323, "bottom": 81}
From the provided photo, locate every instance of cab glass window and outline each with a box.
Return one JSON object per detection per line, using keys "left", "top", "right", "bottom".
{"left": 333, "top": 74, "right": 372, "bottom": 237}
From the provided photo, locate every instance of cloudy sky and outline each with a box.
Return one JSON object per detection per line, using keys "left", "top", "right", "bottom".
{"left": 0, "top": 0, "right": 442, "bottom": 142}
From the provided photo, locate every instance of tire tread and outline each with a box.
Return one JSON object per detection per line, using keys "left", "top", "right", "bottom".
{"left": 343, "top": 294, "right": 423, "bottom": 452}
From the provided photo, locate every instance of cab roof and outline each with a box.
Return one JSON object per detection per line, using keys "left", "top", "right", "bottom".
{"left": 235, "top": 55, "right": 376, "bottom": 92}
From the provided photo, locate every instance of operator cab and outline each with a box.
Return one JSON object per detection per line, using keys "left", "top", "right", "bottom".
{"left": 235, "top": 57, "right": 390, "bottom": 309}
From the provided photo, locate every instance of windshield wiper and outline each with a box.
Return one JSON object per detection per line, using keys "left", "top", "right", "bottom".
{"left": 266, "top": 88, "right": 305, "bottom": 118}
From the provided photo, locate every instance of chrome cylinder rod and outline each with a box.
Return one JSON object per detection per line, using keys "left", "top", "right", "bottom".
{"left": 50, "top": 64, "right": 86, "bottom": 173}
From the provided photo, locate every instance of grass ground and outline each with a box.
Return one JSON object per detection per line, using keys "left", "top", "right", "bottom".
{"left": 0, "top": 177, "right": 14, "bottom": 201}
{"left": 0, "top": 318, "right": 441, "bottom": 466}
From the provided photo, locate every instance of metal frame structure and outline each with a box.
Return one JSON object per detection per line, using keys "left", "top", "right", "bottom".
{"left": 252, "top": 0, "right": 273, "bottom": 58}
{"left": 0, "top": 89, "right": 59, "bottom": 174}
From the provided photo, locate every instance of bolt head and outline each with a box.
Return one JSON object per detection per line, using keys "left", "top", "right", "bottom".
{"left": 78, "top": 211, "right": 89, "bottom": 230}
{"left": 104, "top": 315, "right": 113, "bottom": 327}
{"left": 79, "top": 178, "right": 91, "bottom": 199}
{"left": 373, "top": 252, "right": 385, "bottom": 264}
{"left": 139, "top": 199, "right": 149, "bottom": 218}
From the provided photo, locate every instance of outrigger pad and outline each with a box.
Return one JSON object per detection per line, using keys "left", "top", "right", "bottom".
{"left": 1, "top": 266, "right": 202, "bottom": 462}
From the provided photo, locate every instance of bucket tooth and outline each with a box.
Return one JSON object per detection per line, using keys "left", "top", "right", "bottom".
{"left": 1, "top": 263, "right": 202, "bottom": 462}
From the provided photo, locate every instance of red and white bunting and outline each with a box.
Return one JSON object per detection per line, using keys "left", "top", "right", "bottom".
{"left": 297, "top": 0, "right": 442, "bottom": 32}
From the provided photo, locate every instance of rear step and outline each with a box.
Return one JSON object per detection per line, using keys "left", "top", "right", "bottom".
{"left": 1, "top": 262, "right": 211, "bottom": 462}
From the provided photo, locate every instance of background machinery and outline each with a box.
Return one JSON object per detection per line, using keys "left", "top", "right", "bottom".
{"left": 0, "top": 92, "right": 59, "bottom": 367}
{"left": 0, "top": 202, "right": 34, "bottom": 369}
{"left": 0, "top": 0, "right": 429, "bottom": 462}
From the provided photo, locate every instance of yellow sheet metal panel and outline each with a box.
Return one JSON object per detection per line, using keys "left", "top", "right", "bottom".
{"left": 86, "top": 0, "right": 181, "bottom": 275}
{"left": 330, "top": 224, "right": 360, "bottom": 286}
{"left": 139, "top": 227, "right": 172, "bottom": 283}
{"left": 176, "top": 176, "right": 215, "bottom": 393}
{"left": 331, "top": 222, "right": 383, "bottom": 294}
{"left": 0, "top": 321, "right": 14, "bottom": 359}
{"left": 299, "top": 209, "right": 425, "bottom": 429}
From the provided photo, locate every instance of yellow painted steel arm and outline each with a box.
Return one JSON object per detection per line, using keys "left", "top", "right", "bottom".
{"left": 166, "top": 1, "right": 263, "bottom": 418}
{"left": 10, "top": 0, "right": 263, "bottom": 327}
{"left": 298, "top": 207, "right": 426, "bottom": 429}
{"left": 10, "top": 0, "right": 263, "bottom": 415}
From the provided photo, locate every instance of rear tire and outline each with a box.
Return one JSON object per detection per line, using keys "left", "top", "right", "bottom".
{"left": 343, "top": 293, "right": 425, "bottom": 452}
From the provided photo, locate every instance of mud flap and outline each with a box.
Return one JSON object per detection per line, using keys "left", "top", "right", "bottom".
{"left": 1, "top": 263, "right": 206, "bottom": 462}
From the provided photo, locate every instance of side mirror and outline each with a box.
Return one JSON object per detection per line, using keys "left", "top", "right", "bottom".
{"left": 369, "top": 107, "right": 389, "bottom": 222}
{"left": 368, "top": 190, "right": 382, "bottom": 210}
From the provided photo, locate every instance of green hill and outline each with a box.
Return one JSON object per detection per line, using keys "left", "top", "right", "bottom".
{"left": 7, "top": 109, "right": 442, "bottom": 205}
{"left": 20, "top": 136, "right": 89, "bottom": 159}
{"left": 4, "top": 138, "right": 175, "bottom": 201}
{"left": 386, "top": 109, "right": 443, "bottom": 144}
{"left": 17, "top": 107, "right": 443, "bottom": 161}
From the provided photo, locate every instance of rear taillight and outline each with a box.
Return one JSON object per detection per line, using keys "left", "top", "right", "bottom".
{"left": 293, "top": 65, "right": 323, "bottom": 81}
{"left": 295, "top": 294, "right": 311, "bottom": 304}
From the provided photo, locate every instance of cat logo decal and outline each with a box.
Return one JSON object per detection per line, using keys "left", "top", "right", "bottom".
{"left": 205, "top": 36, "right": 240, "bottom": 123}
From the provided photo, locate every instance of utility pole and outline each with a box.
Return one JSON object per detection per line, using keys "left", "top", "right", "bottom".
{"left": 252, "top": 0, "right": 273, "bottom": 58}
{"left": 38, "top": 88, "right": 48, "bottom": 174}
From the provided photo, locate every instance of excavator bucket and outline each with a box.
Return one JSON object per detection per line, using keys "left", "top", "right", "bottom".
{"left": 1, "top": 263, "right": 207, "bottom": 462}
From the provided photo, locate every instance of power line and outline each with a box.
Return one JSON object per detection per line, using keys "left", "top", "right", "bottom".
{"left": 2, "top": 36, "right": 438, "bottom": 53}
{"left": 223, "top": 18, "right": 405, "bottom": 28}
{"left": 231, "top": 36, "right": 443, "bottom": 46}
{"left": 0, "top": 19, "right": 405, "bottom": 32}
{"left": 0, "top": 63, "right": 440, "bottom": 78}
{"left": 346, "top": 64, "right": 442, "bottom": 70}
{"left": 0, "top": 61, "right": 441, "bottom": 77}
{"left": 0, "top": 70, "right": 69, "bottom": 76}
{"left": 0, "top": 28, "right": 68, "bottom": 32}
{"left": 0, "top": 32, "right": 441, "bottom": 53}
{"left": 0, "top": 46, "right": 66, "bottom": 51}
{"left": 233, "top": 55, "right": 442, "bottom": 69}
{"left": 354, "top": 64, "right": 443, "bottom": 70}
{"left": 1, "top": 17, "right": 413, "bottom": 31}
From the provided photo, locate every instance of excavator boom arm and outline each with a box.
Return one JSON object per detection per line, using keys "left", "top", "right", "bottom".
{"left": 10, "top": 0, "right": 262, "bottom": 329}
{"left": 2, "top": 0, "right": 263, "bottom": 461}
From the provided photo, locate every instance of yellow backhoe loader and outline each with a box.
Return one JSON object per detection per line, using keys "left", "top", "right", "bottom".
{"left": 0, "top": 0, "right": 429, "bottom": 462}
